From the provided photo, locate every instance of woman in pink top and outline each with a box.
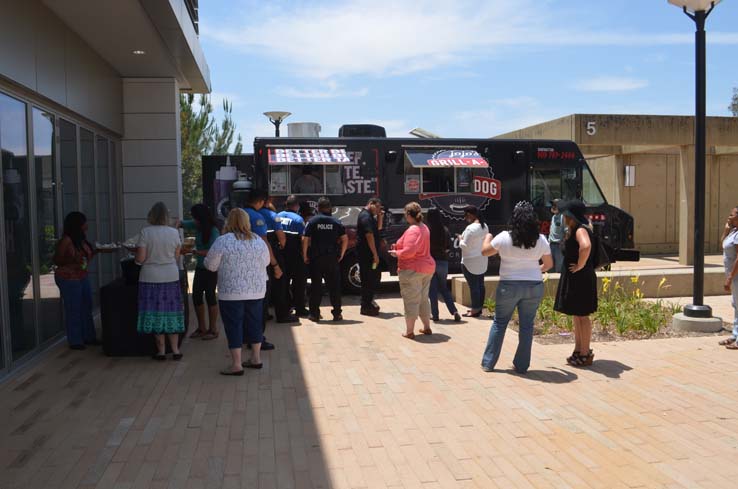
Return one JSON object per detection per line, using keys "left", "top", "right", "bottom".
{"left": 389, "top": 202, "right": 435, "bottom": 339}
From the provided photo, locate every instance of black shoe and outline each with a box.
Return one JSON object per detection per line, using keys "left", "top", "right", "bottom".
{"left": 360, "top": 307, "right": 380, "bottom": 317}
{"left": 453, "top": 312, "right": 462, "bottom": 322}
{"left": 332, "top": 314, "right": 343, "bottom": 322}
{"left": 266, "top": 313, "right": 274, "bottom": 321}
{"left": 431, "top": 316, "right": 439, "bottom": 322}
{"left": 172, "top": 353, "right": 183, "bottom": 361}
{"left": 241, "top": 360, "right": 263, "bottom": 369}
{"left": 276, "top": 314, "right": 299, "bottom": 324}
{"left": 70, "top": 344, "right": 86, "bottom": 351}
{"left": 152, "top": 353, "right": 166, "bottom": 361}
{"left": 294, "top": 309, "right": 310, "bottom": 317}
{"left": 371, "top": 301, "right": 380, "bottom": 311}
{"left": 261, "top": 341, "right": 275, "bottom": 351}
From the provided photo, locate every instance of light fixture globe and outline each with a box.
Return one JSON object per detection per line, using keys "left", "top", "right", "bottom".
{"left": 263, "top": 111, "right": 292, "bottom": 123}
{"left": 667, "top": 0, "right": 720, "bottom": 12}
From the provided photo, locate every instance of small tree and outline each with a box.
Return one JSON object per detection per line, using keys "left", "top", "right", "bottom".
{"left": 180, "top": 94, "right": 243, "bottom": 215}
{"left": 730, "top": 87, "right": 738, "bottom": 116}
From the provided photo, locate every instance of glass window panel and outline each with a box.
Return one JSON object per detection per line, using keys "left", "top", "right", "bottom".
{"left": 290, "top": 165, "right": 324, "bottom": 194}
{"left": 1, "top": 92, "right": 36, "bottom": 360}
{"left": 582, "top": 166, "right": 606, "bottom": 206}
{"left": 269, "top": 166, "right": 289, "bottom": 195}
{"left": 96, "top": 136, "right": 113, "bottom": 287}
{"left": 110, "top": 141, "right": 120, "bottom": 278}
{"left": 60, "top": 119, "right": 78, "bottom": 216}
{"left": 422, "top": 168, "right": 454, "bottom": 193}
{"left": 325, "top": 165, "right": 344, "bottom": 194}
{"left": 402, "top": 154, "right": 420, "bottom": 194}
{"left": 33, "top": 108, "right": 63, "bottom": 342}
{"left": 79, "top": 128, "right": 98, "bottom": 303}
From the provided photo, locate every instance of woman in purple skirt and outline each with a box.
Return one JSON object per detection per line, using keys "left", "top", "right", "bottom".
{"left": 135, "top": 202, "right": 185, "bottom": 360}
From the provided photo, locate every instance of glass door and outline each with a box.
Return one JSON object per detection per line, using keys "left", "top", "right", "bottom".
{"left": 33, "top": 108, "right": 63, "bottom": 343}
{"left": 0, "top": 92, "right": 37, "bottom": 361}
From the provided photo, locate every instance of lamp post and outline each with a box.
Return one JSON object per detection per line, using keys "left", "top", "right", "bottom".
{"left": 668, "top": 0, "right": 720, "bottom": 318}
{"left": 263, "top": 111, "right": 291, "bottom": 137}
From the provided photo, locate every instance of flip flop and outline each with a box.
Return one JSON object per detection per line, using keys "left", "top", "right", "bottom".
{"left": 241, "top": 360, "right": 263, "bottom": 369}
{"left": 202, "top": 331, "right": 219, "bottom": 341}
{"left": 725, "top": 343, "right": 738, "bottom": 350}
{"left": 718, "top": 337, "right": 735, "bottom": 346}
{"left": 402, "top": 333, "right": 415, "bottom": 340}
{"left": 189, "top": 330, "right": 205, "bottom": 339}
{"left": 419, "top": 328, "right": 433, "bottom": 335}
{"left": 220, "top": 369, "right": 244, "bottom": 376}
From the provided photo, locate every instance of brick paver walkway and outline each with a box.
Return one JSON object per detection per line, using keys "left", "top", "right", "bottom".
{"left": 1, "top": 294, "right": 737, "bottom": 489}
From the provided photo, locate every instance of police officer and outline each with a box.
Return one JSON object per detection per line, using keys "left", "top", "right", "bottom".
{"left": 261, "top": 195, "right": 297, "bottom": 324}
{"left": 356, "top": 197, "right": 384, "bottom": 316}
{"left": 277, "top": 195, "right": 309, "bottom": 316}
{"left": 243, "top": 189, "right": 279, "bottom": 350}
{"left": 302, "top": 197, "right": 347, "bottom": 322}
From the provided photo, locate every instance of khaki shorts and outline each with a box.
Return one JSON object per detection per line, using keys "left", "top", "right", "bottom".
{"left": 398, "top": 269, "right": 433, "bottom": 321}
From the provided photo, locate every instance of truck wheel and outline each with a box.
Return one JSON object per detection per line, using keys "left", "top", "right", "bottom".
{"left": 341, "top": 254, "right": 362, "bottom": 294}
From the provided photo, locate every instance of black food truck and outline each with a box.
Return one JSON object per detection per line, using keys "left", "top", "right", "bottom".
{"left": 203, "top": 125, "right": 639, "bottom": 292}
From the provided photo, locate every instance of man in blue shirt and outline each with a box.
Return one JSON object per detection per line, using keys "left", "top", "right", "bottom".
{"left": 277, "top": 195, "right": 309, "bottom": 316}
{"left": 261, "top": 195, "right": 297, "bottom": 324}
{"left": 244, "top": 189, "right": 280, "bottom": 350}
{"left": 303, "top": 197, "right": 347, "bottom": 322}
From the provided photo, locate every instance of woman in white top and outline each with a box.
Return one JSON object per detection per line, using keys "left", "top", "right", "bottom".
{"left": 720, "top": 205, "right": 738, "bottom": 349}
{"left": 479, "top": 201, "right": 553, "bottom": 374}
{"left": 135, "top": 202, "right": 184, "bottom": 360}
{"left": 205, "top": 209, "right": 270, "bottom": 375}
{"left": 458, "top": 205, "right": 489, "bottom": 317}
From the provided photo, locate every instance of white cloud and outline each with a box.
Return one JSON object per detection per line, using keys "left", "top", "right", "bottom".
{"left": 201, "top": 0, "right": 738, "bottom": 79}
{"left": 575, "top": 76, "right": 649, "bottom": 92}
{"left": 276, "top": 80, "right": 369, "bottom": 99}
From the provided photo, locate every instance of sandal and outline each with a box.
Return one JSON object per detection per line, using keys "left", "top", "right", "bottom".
{"left": 419, "top": 328, "right": 433, "bottom": 335}
{"left": 566, "top": 351, "right": 580, "bottom": 366}
{"left": 463, "top": 310, "right": 482, "bottom": 318}
{"left": 718, "top": 337, "right": 736, "bottom": 346}
{"left": 189, "top": 330, "right": 205, "bottom": 339}
{"left": 571, "top": 350, "right": 594, "bottom": 367}
{"left": 402, "top": 332, "right": 415, "bottom": 340}
{"left": 220, "top": 368, "right": 244, "bottom": 376}
{"left": 202, "top": 331, "right": 219, "bottom": 341}
{"left": 726, "top": 343, "right": 738, "bottom": 350}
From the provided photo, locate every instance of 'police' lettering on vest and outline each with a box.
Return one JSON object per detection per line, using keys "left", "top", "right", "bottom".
{"left": 317, "top": 224, "right": 333, "bottom": 230}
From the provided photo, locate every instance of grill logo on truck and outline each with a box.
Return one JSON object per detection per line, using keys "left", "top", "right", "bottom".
{"left": 427, "top": 150, "right": 488, "bottom": 167}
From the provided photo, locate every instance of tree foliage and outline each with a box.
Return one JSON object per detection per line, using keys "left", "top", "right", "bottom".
{"left": 730, "top": 87, "right": 738, "bottom": 116}
{"left": 180, "top": 94, "right": 243, "bottom": 215}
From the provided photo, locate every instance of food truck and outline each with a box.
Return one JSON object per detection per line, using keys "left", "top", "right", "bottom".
{"left": 204, "top": 125, "right": 639, "bottom": 292}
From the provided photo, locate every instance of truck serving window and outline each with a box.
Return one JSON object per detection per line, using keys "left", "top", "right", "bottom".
{"left": 404, "top": 149, "right": 488, "bottom": 195}
{"left": 267, "top": 147, "right": 350, "bottom": 195}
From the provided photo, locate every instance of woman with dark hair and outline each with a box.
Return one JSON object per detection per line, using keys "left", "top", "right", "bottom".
{"left": 54, "top": 212, "right": 98, "bottom": 350}
{"left": 427, "top": 208, "right": 461, "bottom": 322}
{"left": 180, "top": 204, "right": 220, "bottom": 339}
{"left": 458, "top": 205, "right": 489, "bottom": 317}
{"left": 136, "top": 202, "right": 185, "bottom": 361}
{"left": 480, "top": 201, "right": 552, "bottom": 373}
{"left": 389, "top": 202, "right": 435, "bottom": 339}
{"left": 554, "top": 200, "right": 598, "bottom": 366}
{"left": 719, "top": 205, "right": 738, "bottom": 349}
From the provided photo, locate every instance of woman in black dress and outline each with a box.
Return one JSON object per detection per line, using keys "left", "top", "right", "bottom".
{"left": 554, "top": 200, "right": 598, "bottom": 366}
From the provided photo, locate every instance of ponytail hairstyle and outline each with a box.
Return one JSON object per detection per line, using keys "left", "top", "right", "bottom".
{"left": 404, "top": 202, "right": 423, "bottom": 223}
{"left": 509, "top": 201, "right": 539, "bottom": 249}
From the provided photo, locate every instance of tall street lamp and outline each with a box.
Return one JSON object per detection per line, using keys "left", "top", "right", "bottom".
{"left": 264, "top": 111, "right": 292, "bottom": 137}
{"left": 668, "top": 0, "right": 720, "bottom": 318}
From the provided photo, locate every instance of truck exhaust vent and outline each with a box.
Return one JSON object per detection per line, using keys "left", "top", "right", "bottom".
{"left": 287, "top": 122, "right": 321, "bottom": 137}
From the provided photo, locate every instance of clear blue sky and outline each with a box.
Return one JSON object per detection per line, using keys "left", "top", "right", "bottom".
{"left": 198, "top": 0, "right": 738, "bottom": 145}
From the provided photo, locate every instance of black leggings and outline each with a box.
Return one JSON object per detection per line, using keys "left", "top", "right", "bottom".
{"left": 192, "top": 268, "right": 217, "bottom": 306}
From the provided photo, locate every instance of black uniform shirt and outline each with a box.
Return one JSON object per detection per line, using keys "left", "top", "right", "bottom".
{"left": 356, "top": 208, "right": 378, "bottom": 256}
{"left": 304, "top": 213, "right": 346, "bottom": 259}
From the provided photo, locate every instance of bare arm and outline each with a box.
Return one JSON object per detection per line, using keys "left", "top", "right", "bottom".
{"left": 261, "top": 235, "right": 282, "bottom": 278}
{"left": 726, "top": 245, "right": 738, "bottom": 292}
{"left": 135, "top": 246, "right": 147, "bottom": 265}
{"left": 481, "top": 233, "right": 498, "bottom": 257}
{"left": 302, "top": 237, "right": 311, "bottom": 264}
{"left": 276, "top": 230, "right": 287, "bottom": 249}
{"left": 338, "top": 235, "right": 348, "bottom": 262}
{"left": 541, "top": 254, "right": 553, "bottom": 273}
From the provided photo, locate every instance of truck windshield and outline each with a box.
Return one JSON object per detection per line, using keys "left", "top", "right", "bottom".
{"left": 530, "top": 166, "right": 607, "bottom": 206}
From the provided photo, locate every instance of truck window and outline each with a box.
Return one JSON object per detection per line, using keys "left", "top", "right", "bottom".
{"left": 582, "top": 166, "right": 606, "bottom": 206}
{"left": 529, "top": 167, "right": 578, "bottom": 206}
{"left": 404, "top": 151, "right": 487, "bottom": 194}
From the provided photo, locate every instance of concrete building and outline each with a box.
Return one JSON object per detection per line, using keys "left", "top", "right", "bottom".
{"left": 0, "top": 0, "right": 209, "bottom": 374}
{"left": 496, "top": 114, "right": 738, "bottom": 261}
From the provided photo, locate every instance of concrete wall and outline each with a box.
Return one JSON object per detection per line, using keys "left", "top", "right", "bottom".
{"left": 121, "top": 78, "right": 182, "bottom": 237}
{"left": 0, "top": 0, "right": 122, "bottom": 134}
{"left": 589, "top": 151, "right": 738, "bottom": 255}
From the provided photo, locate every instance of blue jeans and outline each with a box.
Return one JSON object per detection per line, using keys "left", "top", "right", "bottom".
{"left": 462, "top": 266, "right": 486, "bottom": 312}
{"left": 550, "top": 242, "right": 564, "bottom": 273}
{"left": 55, "top": 276, "right": 96, "bottom": 346}
{"left": 429, "top": 260, "right": 458, "bottom": 318}
{"left": 219, "top": 299, "right": 263, "bottom": 349}
{"left": 481, "top": 281, "right": 544, "bottom": 373}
